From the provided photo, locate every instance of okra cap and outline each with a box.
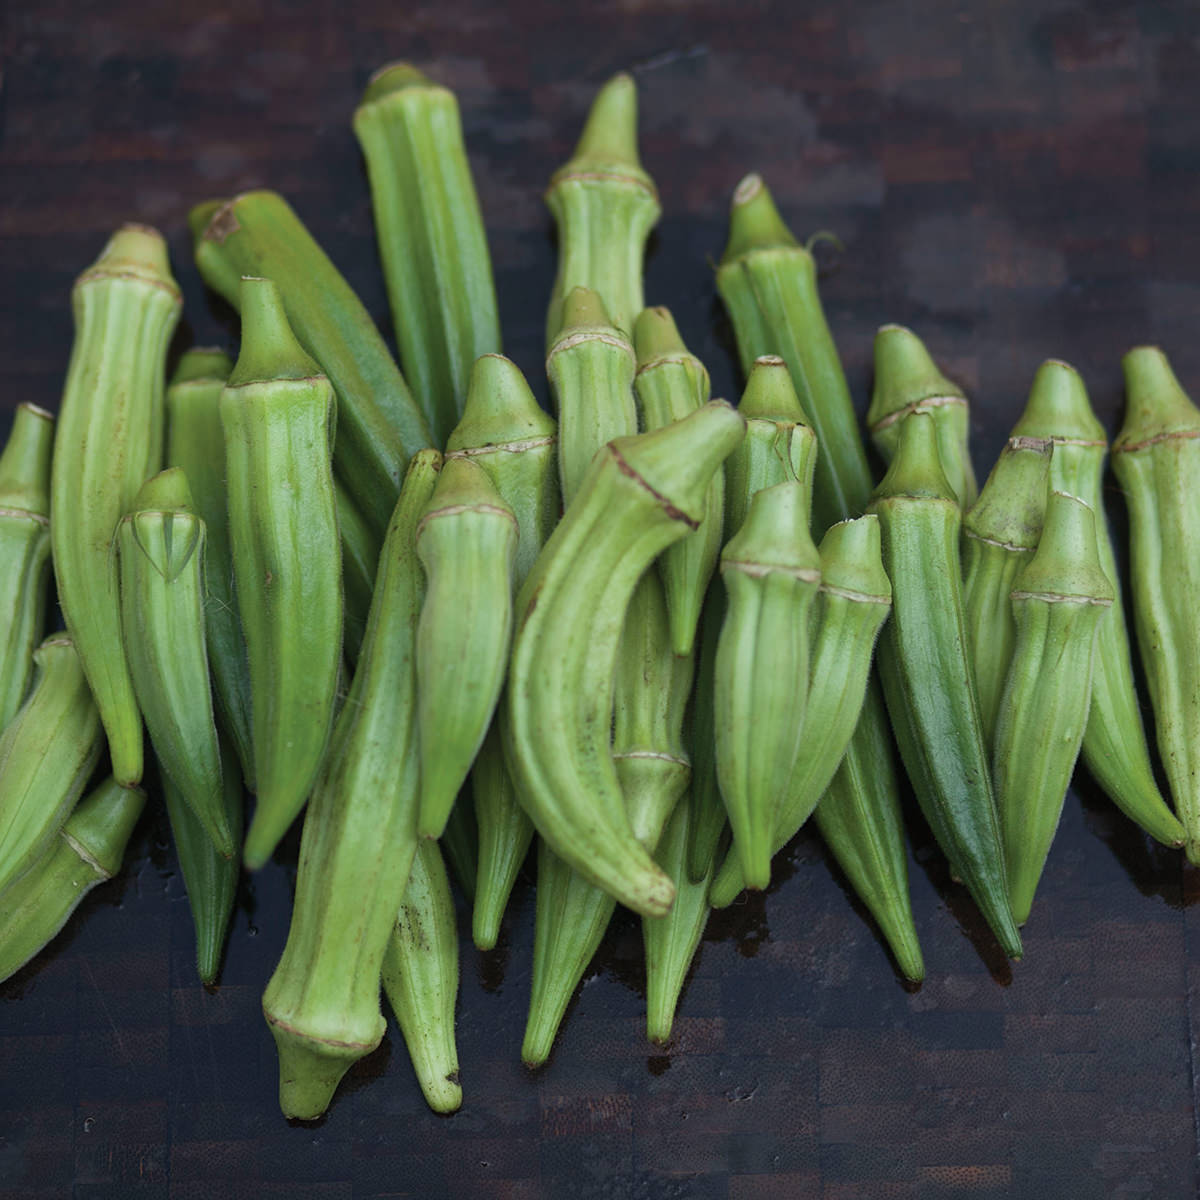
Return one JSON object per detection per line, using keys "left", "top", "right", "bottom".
{"left": 0, "top": 403, "right": 54, "bottom": 516}
{"left": 62, "top": 777, "right": 147, "bottom": 880}
{"left": 719, "top": 173, "right": 801, "bottom": 264}
{"left": 227, "top": 277, "right": 324, "bottom": 386}
{"left": 359, "top": 61, "right": 441, "bottom": 105}
{"left": 1011, "top": 491, "right": 1113, "bottom": 605}
{"left": 1117, "top": 346, "right": 1200, "bottom": 448}
{"left": 738, "top": 356, "right": 811, "bottom": 424}
{"left": 76, "top": 223, "right": 181, "bottom": 300}
{"left": 633, "top": 306, "right": 692, "bottom": 367}
{"left": 1009, "top": 359, "right": 1105, "bottom": 446}
{"left": 188, "top": 199, "right": 227, "bottom": 244}
{"left": 817, "top": 516, "right": 891, "bottom": 601}
{"left": 418, "top": 454, "right": 514, "bottom": 529}
{"left": 170, "top": 347, "right": 234, "bottom": 387}
{"left": 868, "top": 324, "right": 965, "bottom": 432}
{"left": 446, "top": 355, "right": 555, "bottom": 452}
{"left": 550, "top": 72, "right": 654, "bottom": 192}
{"left": 722, "top": 480, "right": 820, "bottom": 577}
{"left": 869, "top": 410, "right": 957, "bottom": 504}
{"left": 963, "top": 440, "right": 1050, "bottom": 551}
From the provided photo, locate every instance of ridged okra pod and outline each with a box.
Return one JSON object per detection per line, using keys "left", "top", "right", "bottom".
{"left": 545, "top": 72, "right": 659, "bottom": 349}
{"left": 221, "top": 278, "right": 342, "bottom": 870}
{"left": 868, "top": 324, "right": 977, "bottom": 508}
{"left": 191, "top": 191, "right": 432, "bottom": 538}
{"left": 445, "top": 355, "right": 559, "bottom": 949}
{"left": 353, "top": 63, "right": 502, "bottom": 447}
{"left": 868, "top": 412, "right": 1022, "bottom": 960}
{"left": 382, "top": 839, "right": 461, "bottom": 1113}
{"left": 632, "top": 307, "right": 722, "bottom": 655}
{"left": 415, "top": 457, "right": 518, "bottom": 838}
{"left": 118, "top": 469, "right": 232, "bottom": 858}
{"left": 1015, "top": 359, "right": 1184, "bottom": 849}
{"left": 685, "top": 592, "right": 728, "bottom": 884}
{"left": 715, "top": 482, "right": 820, "bottom": 890}
{"left": 0, "top": 636, "right": 104, "bottom": 896}
{"left": 52, "top": 225, "right": 181, "bottom": 785}
{"left": 336, "top": 480, "right": 381, "bottom": 667}
{"left": 163, "top": 740, "right": 243, "bottom": 984}
{"left": 995, "top": 492, "right": 1112, "bottom": 924}
{"left": 262, "top": 450, "right": 440, "bottom": 1120}
{"left": 0, "top": 404, "right": 53, "bottom": 729}
{"left": 1114, "top": 348, "right": 1200, "bottom": 861}
{"left": 165, "top": 349, "right": 255, "bottom": 787}
{"left": 0, "top": 777, "right": 144, "bottom": 984}
{"left": 961, "top": 438, "right": 1050, "bottom": 748}
{"left": 504, "top": 401, "right": 745, "bottom": 917}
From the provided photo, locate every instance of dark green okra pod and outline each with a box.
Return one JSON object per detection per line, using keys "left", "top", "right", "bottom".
{"left": 0, "top": 777, "right": 145, "bottom": 985}
{"left": 995, "top": 491, "right": 1112, "bottom": 924}
{"left": 353, "top": 63, "right": 502, "bottom": 447}
{"left": 221, "top": 278, "right": 342, "bottom": 870}
{"left": 869, "top": 412, "right": 1022, "bottom": 960}
{"left": 0, "top": 403, "right": 54, "bottom": 729}
{"left": 440, "top": 801, "right": 478, "bottom": 900}
{"left": 52, "top": 225, "right": 182, "bottom": 785}
{"left": 262, "top": 450, "right": 440, "bottom": 1120}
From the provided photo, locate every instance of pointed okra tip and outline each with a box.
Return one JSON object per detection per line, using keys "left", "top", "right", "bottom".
{"left": 227, "top": 277, "right": 323, "bottom": 386}
{"left": 1014, "top": 491, "right": 1113, "bottom": 604}
{"left": 817, "top": 515, "right": 891, "bottom": 601}
{"left": 738, "top": 356, "right": 810, "bottom": 424}
{"left": 1009, "top": 359, "right": 1104, "bottom": 445}
{"left": 170, "top": 347, "right": 234, "bottom": 388}
{"left": 868, "top": 324, "right": 965, "bottom": 430}
{"left": 723, "top": 480, "right": 820, "bottom": 576}
{"left": 269, "top": 1020, "right": 365, "bottom": 1121}
{"left": 557, "top": 285, "right": 618, "bottom": 338}
{"left": 0, "top": 402, "right": 55, "bottom": 516}
{"left": 447, "top": 355, "right": 554, "bottom": 452}
{"left": 719, "top": 173, "right": 800, "bottom": 265}
{"left": 869, "top": 410, "right": 957, "bottom": 505}
{"left": 78, "top": 223, "right": 181, "bottom": 298}
{"left": 64, "top": 778, "right": 147, "bottom": 879}
{"left": 633, "top": 306, "right": 693, "bottom": 365}
{"left": 1117, "top": 345, "right": 1200, "bottom": 448}
{"left": 567, "top": 71, "right": 644, "bottom": 172}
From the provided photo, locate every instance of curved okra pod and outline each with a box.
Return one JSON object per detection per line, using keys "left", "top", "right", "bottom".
{"left": 221, "top": 278, "right": 342, "bottom": 870}
{"left": 869, "top": 412, "right": 1022, "bottom": 960}
{"left": 0, "top": 636, "right": 104, "bottom": 897}
{"left": 1014, "top": 360, "right": 1184, "bottom": 849}
{"left": 961, "top": 438, "right": 1051, "bottom": 747}
{"left": 868, "top": 325, "right": 977, "bottom": 508}
{"left": 445, "top": 355, "right": 559, "bottom": 949}
{"left": 382, "top": 838, "right": 462, "bottom": 1113}
{"left": 633, "top": 307, "right": 722, "bottom": 655}
{"left": 191, "top": 191, "right": 432, "bottom": 538}
{"left": 262, "top": 450, "right": 439, "bottom": 1120}
{"left": 52, "top": 225, "right": 181, "bottom": 785}
{"left": 503, "top": 401, "right": 745, "bottom": 917}
{"left": 0, "top": 777, "right": 145, "bottom": 985}
{"left": 1114, "top": 348, "right": 1200, "bottom": 861}
{"left": 118, "top": 469, "right": 232, "bottom": 858}
{"left": 165, "top": 349, "right": 255, "bottom": 788}
{"left": 415, "top": 457, "right": 518, "bottom": 838}
{"left": 0, "top": 404, "right": 54, "bottom": 729}
{"left": 715, "top": 482, "right": 821, "bottom": 890}
{"left": 163, "top": 739, "right": 244, "bottom": 984}
{"left": 995, "top": 492, "right": 1112, "bottom": 924}
{"left": 336, "top": 480, "right": 381, "bottom": 668}
{"left": 545, "top": 72, "right": 659, "bottom": 349}
{"left": 353, "top": 63, "right": 502, "bottom": 447}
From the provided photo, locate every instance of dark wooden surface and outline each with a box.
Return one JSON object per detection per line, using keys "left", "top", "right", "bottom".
{"left": 3, "top": 2, "right": 1200, "bottom": 1197}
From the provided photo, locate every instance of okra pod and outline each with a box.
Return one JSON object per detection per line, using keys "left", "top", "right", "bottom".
{"left": 336, "top": 480, "right": 381, "bottom": 668}
{"left": 685, "top": 591, "right": 728, "bottom": 884}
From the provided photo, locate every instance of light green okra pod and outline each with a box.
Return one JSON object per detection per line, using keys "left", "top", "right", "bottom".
{"left": 961, "top": 438, "right": 1051, "bottom": 749}
{"left": 545, "top": 72, "right": 660, "bottom": 350}
{"left": 0, "top": 636, "right": 104, "bottom": 897}
{"left": 415, "top": 457, "right": 518, "bottom": 839}
{"left": 336, "top": 479, "right": 381, "bottom": 668}
{"left": 382, "top": 838, "right": 462, "bottom": 1113}
{"left": 52, "top": 225, "right": 182, "bottom": 785}
{"left": 221, "top": 277, "right": 343, "bottom": 871}
{"left": 868, "top": 324, "right": 977, "bottom": 508}
{"left": 353, "top": 63, "right": 502, "bottom": 448}
{"left": 191, "top": 191, "right": 432, "bottom": 539}
{"left": 262, "top": 450, "right": 440, "bottom": 1120}
{"left": 0, "top": 403, "right": 54, "bottom": 729}
{"left": 1114, "top": 347, "right": 1200, "bottom": 862}
{"left": 869, "top": 411, "right": 1022, "bottom": 960}
{"left": 118, "top": 469, "right": 232, "bottom": 858}
{"left": 445, "top": 354, "right": 559, "bottom": 950}
{"left": 995, "top": 491, "right": 1112, "bottom": 925}
{"left": 1014, "top": 359, "right": 1185, "bottom": 850}
{"left": 165, "top": 349, "right": 255, "bottom": 789}
{"left": 503, "top": 401, "right": 745, "bottom": 918}
{"left": 0, "top": 777, "right": 144, "bottom": 985}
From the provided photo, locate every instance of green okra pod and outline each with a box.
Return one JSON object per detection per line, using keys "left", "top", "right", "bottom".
{"left": 415, "top": 456, "right": 518, "bottom": 839}
{"left": 869, "top": 412, "right": 1022, "bottom": 960}
{"left": 868, "top": 324, "right": 977, "bottom": 508}
{"left": 221, "top": 278, "right": 342, "bottom": 870}
{"left": 118, "top": 469, "right": 232, "bottom": 858}
{"left": 0, "top": 777, "right": 145, "bottom": 985}
{"left": 52, "top": 225, "right": 182, "bottom": 785}
{"left": 165, "top": 349, "right": 255, "bottom": 789}
{"left": 382, "top": 838, "right": 462, "bottom": 1113}
{"left": 545, "top": 72, "right": 659, "bottom": 349}
{"left": 192, "top": 191, "right": 432, "bottom": 539}
{"left": 0, "top": 636, "right": 104, "bottom": 897}
{"left": 685, "top": 591, "right": 728, "bottom": 884}
{"left": 335, "top": 479, "right": 381, "bottom": 668}
{"left": 503, "top": 400, "right": 745, "bottom": 917}
{"left": 440, "top": 801, "right": 478, "bottom": 900}
{"left": 1014, "top": 359, "right": 1184, "bottom": 849}
{"left": 1114, "top": 347, "right": 1200, "bottom": 861}
{"left": 262, "top": 450, "right": 440, "bottom": 1120}
{"left": 961, "top": 438, "right": 1051, "bottom": 748}
{"left": 353, "top": 63, "right": 502, "bottom": 448}
{"left": 995, "top": 491, "right": 1112, "bottom": 924}
{"left": 0, "top": 403, "right": 54, "bottom": 729}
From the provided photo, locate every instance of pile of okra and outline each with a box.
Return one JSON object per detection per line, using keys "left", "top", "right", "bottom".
{"left": 1, "top": 65, "right": 1197, "bottom": 1120}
